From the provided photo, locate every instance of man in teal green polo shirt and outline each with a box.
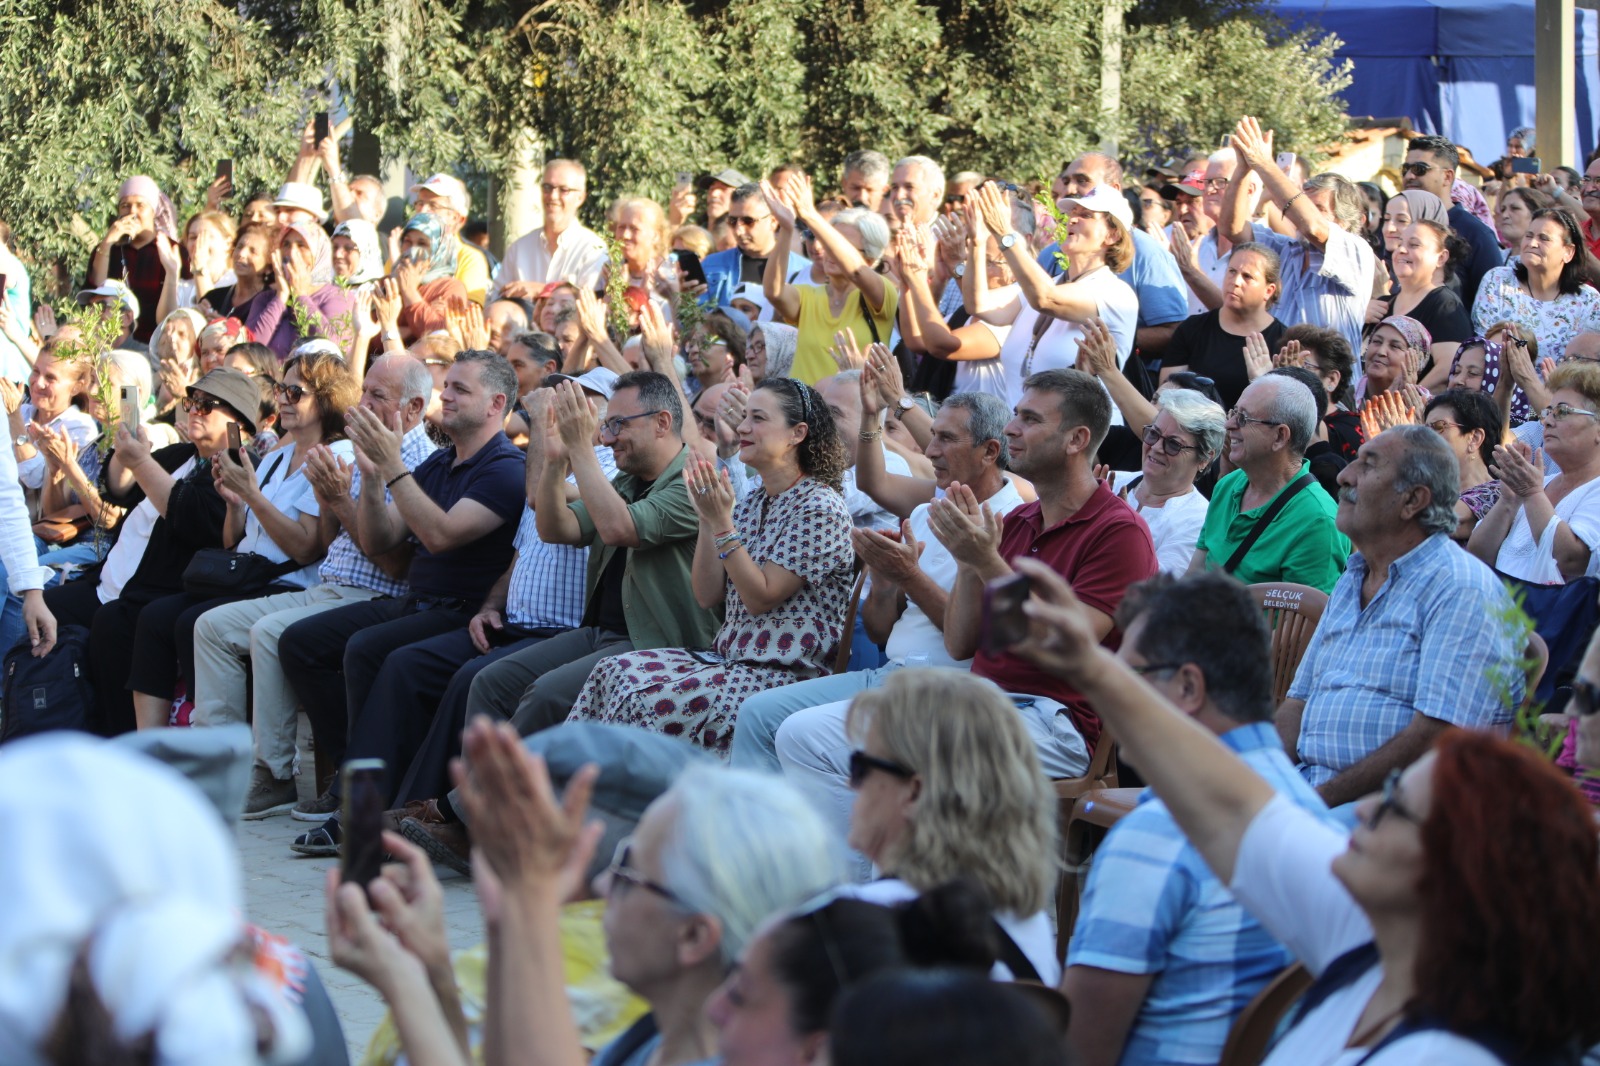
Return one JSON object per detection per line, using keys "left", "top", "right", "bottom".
{"left": 1188, "top": 375, "right": 1349, "bottom": 591}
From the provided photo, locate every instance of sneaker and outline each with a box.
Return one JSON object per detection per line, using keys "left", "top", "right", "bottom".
{"left": 382, "top": 798, "right": 439, "bottom": 836}
{"left": 289, "top": 818, "right": 342, "bottom": 857}
{"left": 400, "top": 815, "right": 472, "bottom": 876}
{"left": 241, "top": 767, "right": 299, "bottom": 820}
{"left": 291, "top": 790, "right": 341, "bottom": 822}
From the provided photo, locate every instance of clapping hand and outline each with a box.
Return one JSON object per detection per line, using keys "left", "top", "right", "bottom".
{"left": 926, "top": 481, "right": 1003, "bottom": 568}
{"left": 551, "top": 378, "right": 600, "bottom": 451}
{"left": 638, "top": 301, "right": 677, "bottom": 374}
{"left": 683, "top": 455, "right": 737, "bottom": 527}
{"left": 852, "top": 520, "right": 924, "bottom": 585}
{"left": 0, "top": 377, "right": 22, "bottom": 415}
{"left": 1229, "top": 116, "right": 1276, "bottom": 174}
{"left": 831, "top": 329, "right": 868, "bottom": 372}
{"left": 345, "top": 404, "right": 405, "bottom": 480}
{"left": 304, "top": 442, "right": 354, "bottom": 505}
{"left": 971, "top": 182, "right": 1014, "bottom": 237}
{"left": 154, "top": 232, "right": 182, "bottom": 277}
{"left": 1273, "top": 338, "right": 1306, "bottom": 369}
{"left": 1359, "top": 389, "right": 1419, "bottom": 439}
{"left": 27, "top": 423, "right": 77, "bottom": 471}
{"left": 1168, "top": 217, "right": 1199, "bottom": 273}
{"left": 1490, "top": 440, "right": 1545, "bottom": 500}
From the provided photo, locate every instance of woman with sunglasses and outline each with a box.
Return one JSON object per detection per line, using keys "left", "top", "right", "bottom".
{"left": 1010, "top": 557, "right": 1600, "bottom": 1066}
{"left": 1469, "top": 361, "right": 1600, "bottom": 583}
{"left": 564, "top": 377, "right": 854, "bottom": 756}
{"left": 1121, "top": 389, "right": 1225, "bottom": 573}
{"left": 40, "top": 367, "right": 259, "bottom": 735}
{"left": 1472, "top": 207, "right": 1600, "bottom": 370}
{"left": 122, "top": 347, "right": 359, "bottom": 730}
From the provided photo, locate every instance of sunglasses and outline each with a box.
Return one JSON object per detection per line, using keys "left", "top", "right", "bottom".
{"left": 1141, "top": 424, "right": 1200, "bottom": 456}
{"left": 1363, "top": 768, "right": 1422, "bottom": 830}
{"left": 1400, "top": 162, "right": 1439, "bottom": 178}
{"left": 181, "top": 397, "right": 228, "bottom": 417}
{"left": 847, "top": 750, "right": 915, "bottom": 790}
{"left": 727, "top": 214, "right": 772, "bottom": 228}
{"left": 605, "top": 839, "right": 686, "bottom": 906}
{"left": 277, "top": 383, "right": 307, "bottom": 403}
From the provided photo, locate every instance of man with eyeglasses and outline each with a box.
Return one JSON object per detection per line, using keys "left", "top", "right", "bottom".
{"left": 1278, "top": 424, "right": 1522, "bottom": 809}
{"left": 1399, "top": 135, "right": 1505, "bottom": 308}
{"left": 1169, "top": 148, "right": 1265, "bottom": 316}
{"left": 1036, "top": 153, "right": 1190, "bottom": 357}
{"left": 1063, "top": 572, "right": 1333, "bottom": 1066}
{"left": 397, "top": 370, "right": 718, "bottom": 871}
{"left": 1188, "top": 375, "right": 1348, "bottom": 591}
{"left": 1576, "top": 158, "right": 1600, "bottom": 262}
{"left": 493, "top": 159, "right": 609, "bottom": 299}
{"left": 701, "top": 183, "right": 811, "bottom": 309}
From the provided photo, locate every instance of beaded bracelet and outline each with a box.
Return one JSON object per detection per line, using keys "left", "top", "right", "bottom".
{"left": 713, "top": 529, "right": 742, "bottom": 550}
{"left": 718, "top": 540, "right": 744, "bottom": 560}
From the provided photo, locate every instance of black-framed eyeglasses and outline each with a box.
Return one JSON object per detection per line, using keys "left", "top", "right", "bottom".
{"left": 277, "top": 383, "right": 307, "bottom": 404}
{"left": 847, "top": 750, "right": 915, "bottom": 790}
{"left": 605, "top": 838, "right": 686, "bottom": 906}
{"left": 1400, "top": 161, "right": 1438, "bottom": 178}
{"left": 1364, "top": 768, "right": 1422, "bottom": 830}
{"left": 600, "top": 410, "right": 662, "bottom": 437}
{"left": 1227, "top": 406, "right": 1283, "bottom": 429}
{"left": 1141, "top": 424, "right": 1201, "bottom": 457}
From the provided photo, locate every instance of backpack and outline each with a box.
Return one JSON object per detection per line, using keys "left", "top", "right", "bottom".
{"left": 0, "top": 625, "right": 95, "bottom": 743}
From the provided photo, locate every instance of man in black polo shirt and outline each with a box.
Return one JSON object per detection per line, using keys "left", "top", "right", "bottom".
{"left": 280, "top": 348, "right": 526, "bottom": 854}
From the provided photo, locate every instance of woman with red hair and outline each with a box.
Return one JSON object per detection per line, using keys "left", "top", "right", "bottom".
{"left": 1010, "top": 559, "right": 1600, "bottom": 1064}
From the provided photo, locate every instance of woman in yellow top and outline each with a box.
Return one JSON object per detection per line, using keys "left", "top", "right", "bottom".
{"left": 762, "top": 174, "right": 898, "bottom": 385}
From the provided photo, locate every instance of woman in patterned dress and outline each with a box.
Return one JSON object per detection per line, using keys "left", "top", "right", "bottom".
{"left": 567, "top": 377, "right": 855, "bottom": 756}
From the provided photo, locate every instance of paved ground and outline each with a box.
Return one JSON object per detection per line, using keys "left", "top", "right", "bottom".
{"left": 236, "top": 745, "right": 484, "bottom": 1062}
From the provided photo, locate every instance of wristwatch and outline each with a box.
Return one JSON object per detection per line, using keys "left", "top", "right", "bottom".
{"left": 895, "top": 396, "right": 916, "bottom": 417}
{"left": 13, "top": 434, "right": 27, "bottom": 448}
{"left": 953, "top": 263, "right": 967, "bottom": 279}
{"left": 998, "top": 232, "right": 1018, "bottom": 250}
{"left": 1572, "top": 677, "right": 1600, "bottom": 717}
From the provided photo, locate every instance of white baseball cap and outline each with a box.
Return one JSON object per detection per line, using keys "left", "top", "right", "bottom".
{"left": 1059, "top": 184, "right": 1135, "bottom": 234}
{"left": 409, "top": 173, "right": 470, "bottom": 217}
{"left": 76, "top": 280, "right": 140, "bottom": 319}
{"left": 272, "top": 182, "right": 328, "bottom": 223}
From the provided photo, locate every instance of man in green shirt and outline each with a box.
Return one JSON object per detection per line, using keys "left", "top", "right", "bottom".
{"left": 1188, "top": 375, "right": 1349, "bottom": 591}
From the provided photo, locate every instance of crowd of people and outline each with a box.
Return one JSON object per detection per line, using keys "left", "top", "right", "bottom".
{"left": 2, "top": 108, "right": 1600, "bottom": 1066}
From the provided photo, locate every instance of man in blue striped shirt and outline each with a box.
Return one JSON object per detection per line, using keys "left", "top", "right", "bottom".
{"left": 1066, "top": 570, "right": 1332, "bottom": 1066}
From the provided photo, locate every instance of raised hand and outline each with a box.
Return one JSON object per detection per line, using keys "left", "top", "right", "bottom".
{"left": 1242, "top": 332, "right": 1273, "bottom": 381}
{"left": 204, "top": 171, "right": 233, "bottom": 211}
{"left": 760, "top": 179, "right": 797, "bottom": 231}
{"left": 637, "top": 300, "right": 676, "bottom": 373}
{"left": 0, "top": 377, "right": 22, "bottom": 415}
{"left": 1230, "top": 116, "right": 1276, "bottom": 173}
{"left": 1273, "top": 338, "right": 1306, "bottom": 369}
{"left": 372, "top": 278, "right": 403, "bottom": 336}
{"left": 1008, "top": 557, "right": 1112, "bottom": 683}
{"left": 552, "top": 378, "right": 600, "bottom": 451}
{"left": 1076, "top": 318, "right": 1119, "bottom": 378}
{"left": 1490, "top": 440, "right": 1545, "bottom": 500}
{"left": 683, "top": 454, "right": 737, "bottom": 527}
{"left": 971, "top": 182, "right": 1014, "bottom": 237}
{"left": 831, "top": 328, "right": 867, "bottom": 372}
{"left": 1168, "top": 217, "right": 1199, "bottom": 273}
{"left": 154, "top": 232, "right": 182, "bottom": 277}
{"left": 345, "top": 404, "right": 405, "bottom": 479}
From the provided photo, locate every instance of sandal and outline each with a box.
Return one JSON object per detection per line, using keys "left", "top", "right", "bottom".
{"left": 289, "top": 819, "right": 342, "bottom": 857}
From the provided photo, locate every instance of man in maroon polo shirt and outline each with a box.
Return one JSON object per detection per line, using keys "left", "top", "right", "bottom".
{"left": 928, "top": 367, "right": 1158, "bottom": 775}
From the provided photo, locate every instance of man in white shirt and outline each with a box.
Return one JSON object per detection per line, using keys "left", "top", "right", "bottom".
{"left": 493, "top": 159, "right": 609, "bottom": 298}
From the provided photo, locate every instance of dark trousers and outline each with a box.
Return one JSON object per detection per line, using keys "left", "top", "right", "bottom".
{"left": 127, "top": 585, "right": 298, "bottom": 700}
{"left": 350, "top": 624, "right": 561, "bottom": 806}
{"left": 395, "top": 626, "right": 628, "bottom": 804}
{"left": 278, "top": 596, "right": 470, "bottom": 785}
{"left": 43, "top": 578, "right": 148, "bottom": 736}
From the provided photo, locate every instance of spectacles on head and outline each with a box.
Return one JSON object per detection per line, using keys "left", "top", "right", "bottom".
{"left": 1400, "top": 161, "right": 1439, "bottom": 178}
{"left": 847, "top": 749, "right": 915, "bottom": 790}
{"left": 1541, "top": 402, "right": 1600, "bottom": 422}
{"left": 1363, "top": 767, "right": 1422, "bottom": 830}
{"left": 181, "top": 396, "right": 228, "bottom": 417}
{"left": 277, "top": 383, "right": 307, "bottom": 404}
{"left": 1226, "top": 406, "right": 1283, "bottom": 430}
{"left": 605, "top": 839, "right": 686, "bottom": 905}
{"left": 1426, "top": 419, "right": 1464, "bottom": 435}
{"left": 1141, "top": 423, "right": 1201, "bottom": 457}
{"left": 600, "top": 410, "right": 662, "bottom": 438}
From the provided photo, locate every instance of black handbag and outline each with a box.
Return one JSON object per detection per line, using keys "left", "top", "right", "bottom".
{"left": 182, "top": 548, "right": 302, "bottom": 598}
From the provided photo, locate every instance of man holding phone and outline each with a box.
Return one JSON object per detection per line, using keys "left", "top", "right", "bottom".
{"left": 701, "top": 183, "right": 812, "bottom": 310}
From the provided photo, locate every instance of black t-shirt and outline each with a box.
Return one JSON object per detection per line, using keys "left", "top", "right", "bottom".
{"left": 1382, "top": 286, "right": 1471, "bottom": 347}
{"left": 738, "top": 254, "right": 767, "bottom": 286}
{"left": 1165, "top": 311, "right": 1287, "bottom": 410}
{"left": 586, "top": 546, "right": 631, "bottom": 634}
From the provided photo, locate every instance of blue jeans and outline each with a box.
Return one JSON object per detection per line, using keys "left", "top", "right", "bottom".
{"left": 0, "top": 537, "right": 110, "bottom": 654}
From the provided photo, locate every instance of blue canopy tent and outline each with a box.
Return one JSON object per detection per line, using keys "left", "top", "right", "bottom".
{"left": 1275, "top": 0, "right": 1600, "bottom": 167}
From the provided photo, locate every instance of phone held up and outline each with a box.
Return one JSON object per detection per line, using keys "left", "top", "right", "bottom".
{"left": 313, "top": 111, "right": 330, "bottom": 145}
{"left": 1510, "top": 156, "right": 1542, "bottom": 175}
{"left": 226, "top": 422, "right": 243, "bottom": 466}
{"left": 215, "top": 159, "right": 234, "bottom": 189}
{"left": 340, "top": 759, "right": 387, "bottom": 890}
{"left": 120, "top": 385, "right": 140, "bottom": 433}
{"left": 980, "top": 572, "right": 1033, "bottom": 655}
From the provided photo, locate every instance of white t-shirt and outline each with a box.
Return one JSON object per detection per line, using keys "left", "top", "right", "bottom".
{"left": 840, "top": 876, "right": 1061, "bottom": 987}
{"left": 842, "top": 445, "right": 913, "bottom": 533}
{"left": 1494, "top": 473, "right": 1600, "bottom": 582}
{"left": 1126, "top": 482, "right": 1210, "bottom": 574}
{"left": 235, "top": 439, "right": 355, "bottom": 589}
{"left": 884, "top": 477, "right": 1026, "bottom": 667}
{"left": 98, "top": 456, "right": 197, "bottom": 603}
{"left": 953, "top": 284, "right": 1017, "bottom": 402}
{"left": 1235, "top": 797, "right": 1503, "bottom": 1066}
{"left": 991, "top": 267, "right": 1139, "bottom": 423}
{"left": 1187, "top": 230, "right": 1232, "bottom": 316}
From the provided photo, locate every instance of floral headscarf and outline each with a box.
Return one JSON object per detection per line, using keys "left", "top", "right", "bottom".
{"left": 280, "top": 221, "right": 334, "bottom": 287}
{"left": 1452, "top": 179, "right": 1494, "bottom": 230}
{"left": 1449, "top": 335, "right": 1503, "bottom": 397}
{"left": 1381, "top": 314, "right": 1433, "bottom": 362}
{"left": 331, "top": 219, "right": 384, "bottom": 284}
{"left": 402, "top": 212, "right": 458, "bottom": 284}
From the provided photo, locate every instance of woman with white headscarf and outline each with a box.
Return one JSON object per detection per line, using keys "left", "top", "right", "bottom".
{"left": 0, "top": 734, "right": 315, "bottom": 1065}
{"left": 246, "top": 222, "right": 355, "bottom": 360}
{"left": 746, "top": 321, "right": 798, "bottom": 382}
{"left": 332, "top": 219, "right": 385, "bottom": 287}
{"left": 394, "top": 213, "right": 470, "bottom": 343}
{"left": 86, "top": 176, "right": 180, "bottom": 344}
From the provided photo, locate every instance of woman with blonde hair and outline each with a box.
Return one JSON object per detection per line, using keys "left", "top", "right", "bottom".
{"left": 836, "top": 667, "right": 1061, "bottom": 983}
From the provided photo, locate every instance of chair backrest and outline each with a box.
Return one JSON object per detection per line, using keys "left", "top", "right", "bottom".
{"left": 1247, "top": 583, "right": 1330, "bottom": 704}
{"left": 1053, "top": 732, "right": 1118, "bottom": 800}
{"left": 1218, "top": 963, "right": 1312, "bottom": 1066}
{"left": 833, "top": 568, "right": 870, "bottom": 675}
{"left": 1525, "top": 630, "right": 1549, "bottom": 706}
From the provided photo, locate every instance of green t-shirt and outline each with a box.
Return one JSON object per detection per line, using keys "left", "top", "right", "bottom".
{"left": 1195, "top": 461, "right": 1349, "bottom": 592}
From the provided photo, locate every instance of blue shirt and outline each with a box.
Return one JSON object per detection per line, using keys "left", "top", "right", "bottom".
{"left": 405, "top": 432, "right": 527, "bottom": 602}
{"left": 319, "top": 422, "right": 439, "bottom": 596}
{"left": 1246, "top": 222, "right": 1376, "bottom": 356}
{"left": 1037, "top": 227, "right": 1189, "bottom": 329}
{"left": 700, "top": 248, "right": 811, "bottom": 309}
{"left": 1068, "top": 721, "right": 1331, "bottom": 1066}
{"left": 1290, "top": 532, "right": 1523, "bottom": 786}
{"left": 503, "top": 446, "right": 617, "bottom": 631}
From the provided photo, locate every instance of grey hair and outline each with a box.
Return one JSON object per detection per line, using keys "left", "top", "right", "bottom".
{"left": 372, "top": 352, "right": 433, "bottom": 406}
{"left": 842, "top": 149, "right": 891, "bottom": 183}
{"left": 1303, "top": 173, "right": 1366, "bottom": 234}
{"left": 1208, "top": 147, "right": 1239, "bottom": 168}
{"left": 942, "top": 391, "right": 1010, "bottom": 469}
{"left": 1156, "top": 388, "right": 1227, "bottom": 465}
{"left": 832, "top": 207, "right": 890, "bottom": 264}
{"left": 106, "top": 349, "right": 154, "bottom": 417}
{"left": 1510, "top": 126, "right": 1536, "bottom": 151}
{"left": 894, "top": 155, "right": 946, "bottom": 197}
{"left": 1385, "top": 424, "right": 1462, "bottom": 536}
{"left": 659, "top": 766, "right": 845, "bottom": 966}
{"left": 1252, "top": 375, "right": 1318, "bottom": 456}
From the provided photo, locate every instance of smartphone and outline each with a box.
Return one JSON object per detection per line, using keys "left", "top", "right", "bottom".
{"left": 339, "top": 759, "right": 387, "bottom": 890}
{"left": 314, "top": 110, "right": 330, "bottom": 144}
{"left": 675, "top": 170, "right": 693, "bottom": 187}
{"left": 1511, "top": 156, "right": 1542, "bottom": 175}
{"left": 215, "top": 158, "right": 233, "bottom": 187}
{"left": 226, "top": 422, "right": 242, "bottom": 466}
{"left": 675, "top": 248, "right": 708, "bottom": 287}
{"left": 980, "top": 573, "right": 1033, "bottom": 655}
{"left": 119, "top": 385, "right": 139, "bottom": 432}
{"left": 1275, "top": 152, "right": 1296, "bottom": 175}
